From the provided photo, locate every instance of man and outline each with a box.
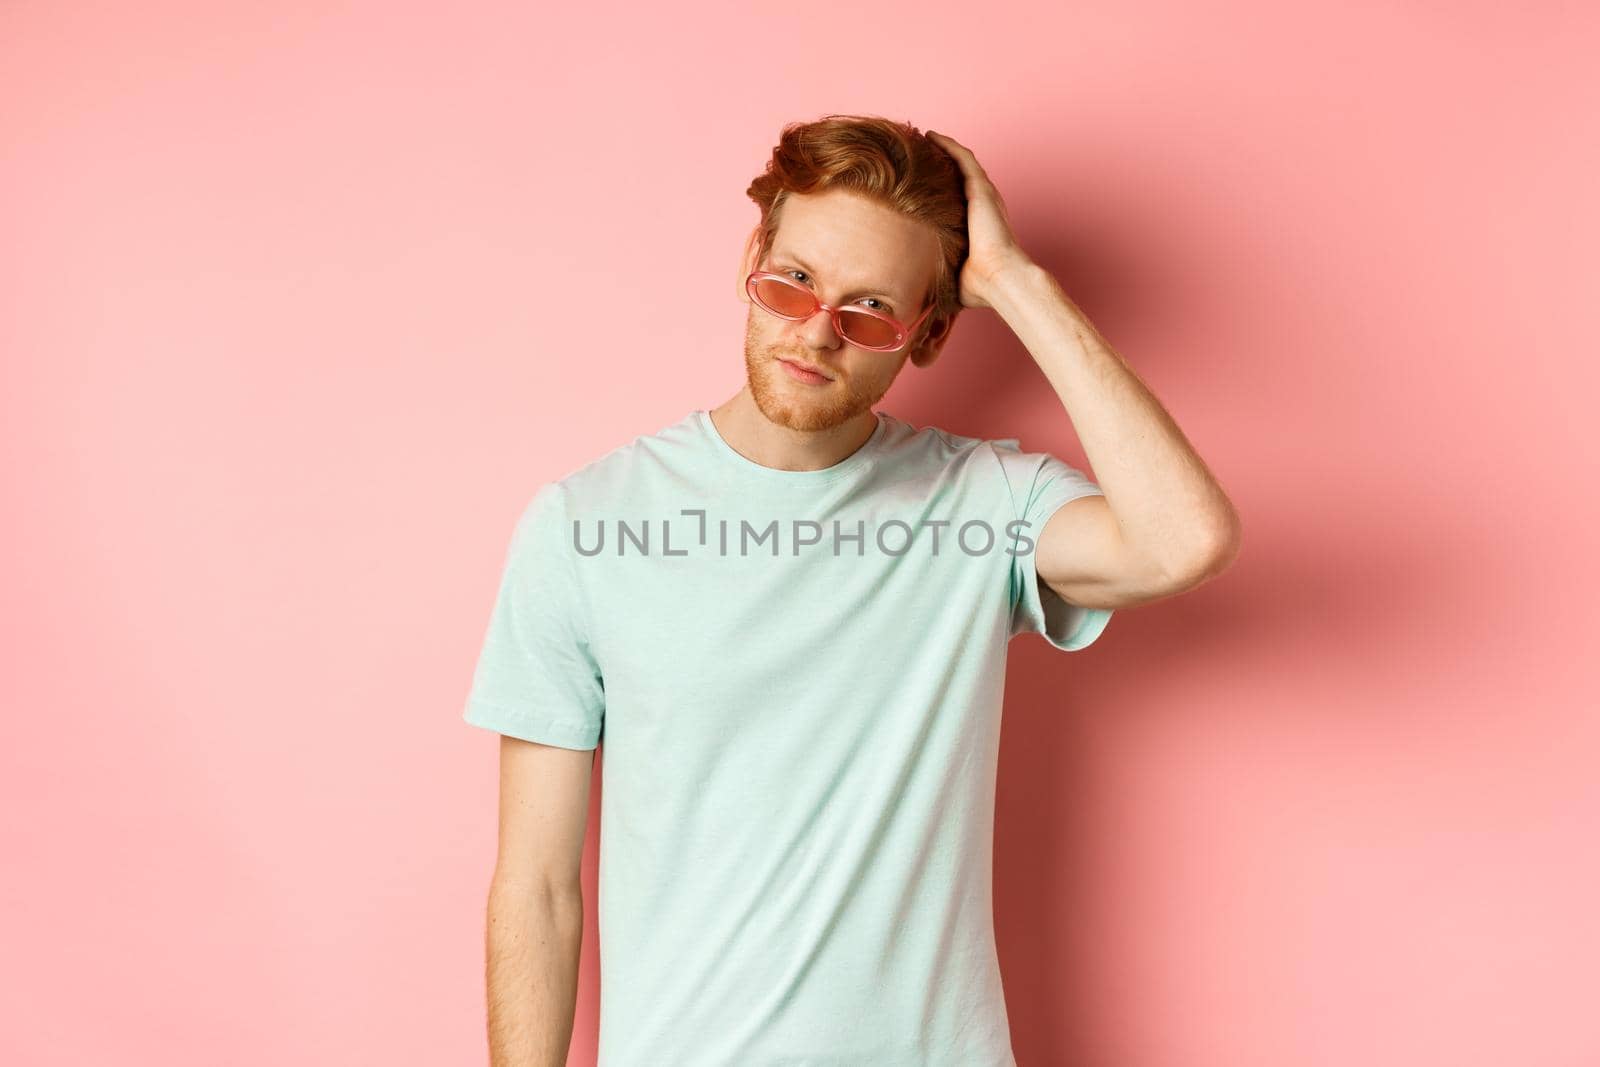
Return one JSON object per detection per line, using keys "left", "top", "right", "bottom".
{"left": 464, "top": 115, "right": 1240, "bottom": 1066}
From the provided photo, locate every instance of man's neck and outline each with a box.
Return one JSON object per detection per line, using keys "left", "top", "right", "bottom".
{"left": 708, "top": 389, "right": 878, "bottom": 473}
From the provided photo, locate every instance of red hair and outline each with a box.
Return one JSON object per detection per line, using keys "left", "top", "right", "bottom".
{"left": 745, "top": 114, "right": 967, "bottom": 350}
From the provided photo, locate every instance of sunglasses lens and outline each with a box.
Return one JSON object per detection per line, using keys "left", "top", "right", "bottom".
{"left": 838, "top": 308, "right": 900, "bottom": 350}
{"left": 751, "top": 276, "right": 905, "bottom": 350}
{"left": 753, "top": 277, "right": 818, "bottom": 318}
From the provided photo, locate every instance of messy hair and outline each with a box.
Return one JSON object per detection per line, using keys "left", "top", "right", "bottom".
{"left": 745, "top": 114, "right": 968, "bottom": 349}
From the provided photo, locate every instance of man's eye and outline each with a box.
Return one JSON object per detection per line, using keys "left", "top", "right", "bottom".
{"left": 785, "top": 269, "right": 892, "bottom": 314}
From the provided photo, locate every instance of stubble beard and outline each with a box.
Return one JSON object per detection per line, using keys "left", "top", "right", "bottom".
{"left": 743, "top": 318, "right": 886, "bottom": 433}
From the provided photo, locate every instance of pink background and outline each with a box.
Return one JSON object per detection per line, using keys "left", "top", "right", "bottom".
{"left": 4, "top": 2, "right": 1597, "bottom": 1064}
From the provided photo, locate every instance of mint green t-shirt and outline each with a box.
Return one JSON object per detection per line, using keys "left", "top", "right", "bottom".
{"left": 463, "top": 408, "right": 1112, "bottom": 1066}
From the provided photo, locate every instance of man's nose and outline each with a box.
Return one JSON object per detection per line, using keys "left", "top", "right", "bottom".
{"left": 799, "top": 307, "right": 841, "bottom": 349}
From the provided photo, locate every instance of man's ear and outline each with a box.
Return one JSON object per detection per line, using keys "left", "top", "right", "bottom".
{"left": 908, "top": 314, "right": 955, "bottom": 369}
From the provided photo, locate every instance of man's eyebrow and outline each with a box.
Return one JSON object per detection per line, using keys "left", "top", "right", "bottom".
{"left": 772, "top": 249, "right": 903, "bottom": 305}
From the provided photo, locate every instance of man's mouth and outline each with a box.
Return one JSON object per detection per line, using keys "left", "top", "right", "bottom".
{"left": 777, "top": 357, "right": 834, "bottom": 384}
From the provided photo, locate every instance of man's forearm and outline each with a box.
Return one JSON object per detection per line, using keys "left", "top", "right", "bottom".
{"left": 484, "top": 881, "right": 584, "bottom": 1067}
{"left": 989, "top": 259, "right": 1240, "bottom": 577}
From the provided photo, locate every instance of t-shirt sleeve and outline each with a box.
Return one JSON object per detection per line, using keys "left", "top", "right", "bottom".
{"left": 462, "top": 482, "right": 606, "bottom": 749}
{"left": 992, "top": 440, "right": 1115, "bottom": 652}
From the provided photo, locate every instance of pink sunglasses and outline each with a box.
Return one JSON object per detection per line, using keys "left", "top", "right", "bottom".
{"left": 745, "top": 267, "right": 934, "bottom": 353}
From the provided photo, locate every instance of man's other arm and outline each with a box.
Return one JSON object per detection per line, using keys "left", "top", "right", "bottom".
{"left": 482, "top": 734, "right": 596, "bottom": 1066}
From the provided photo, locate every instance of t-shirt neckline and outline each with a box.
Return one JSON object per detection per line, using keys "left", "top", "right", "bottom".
{"left": 695, "top": 408, "right": 887, "bottom": 485}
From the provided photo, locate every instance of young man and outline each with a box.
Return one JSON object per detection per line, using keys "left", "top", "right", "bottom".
{"left": 464, "top": 116, "right": 1240, "bottom": 1066}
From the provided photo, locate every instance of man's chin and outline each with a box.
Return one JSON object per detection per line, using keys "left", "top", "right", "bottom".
{"left": 744, "top": 346, "right": 868, "bottom": 431}
{"left": 752, "top": 383, "right": 861, "bottom": 433}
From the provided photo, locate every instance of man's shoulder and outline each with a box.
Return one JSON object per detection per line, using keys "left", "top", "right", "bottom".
{"left": 875, "top": 411, "right": 1017, "bottom": 470}
{"left": 888, "top": 412, "right": 1068, "bottom": 471}
{"left": 533, "top": 410, "right": 702, "bottom": 503}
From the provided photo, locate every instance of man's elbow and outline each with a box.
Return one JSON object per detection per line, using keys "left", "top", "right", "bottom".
{"left": 487, "top": 873, "right": 585, "bottom": 919}
{"left": 1162, "top": 511, "right": 1242, "bottom": 588}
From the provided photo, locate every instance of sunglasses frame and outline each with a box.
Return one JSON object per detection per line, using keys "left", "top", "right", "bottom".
{"left": 745, "top": 268, "right": 935, "bottom": 353}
